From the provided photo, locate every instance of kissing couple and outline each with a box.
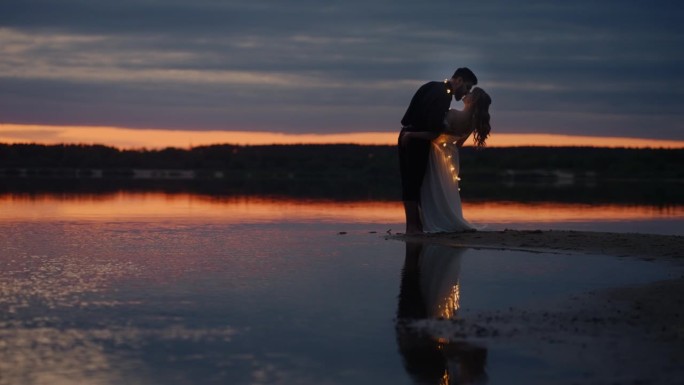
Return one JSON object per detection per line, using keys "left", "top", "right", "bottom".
{"left": 398, "top": 67, "right": 492, "bottom": 234}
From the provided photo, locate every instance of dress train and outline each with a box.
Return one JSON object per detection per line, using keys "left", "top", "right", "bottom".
{"left": 420, "top": 134, "right": 475, "bottom": 233}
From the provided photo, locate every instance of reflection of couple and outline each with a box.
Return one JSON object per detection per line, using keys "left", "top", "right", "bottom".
{"left": 396, "top": 242, "right": 488, "bottom": 384}
{"left": 399, "top": 68, "right": 492, "bottom": 234}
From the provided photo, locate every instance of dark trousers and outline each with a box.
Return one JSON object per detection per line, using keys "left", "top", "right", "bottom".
{"left": 398, "top": 129, "right": 430, "bottom": 203}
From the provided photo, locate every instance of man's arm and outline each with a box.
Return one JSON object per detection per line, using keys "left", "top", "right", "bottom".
{"left": 424, "top": 84, "right": 452, "bottom": 133}
{"left": 455, "top": 135, "right": 470, "bottom": 148}
{"left": 399, "top": 130, "right": 441, "bottom": 147}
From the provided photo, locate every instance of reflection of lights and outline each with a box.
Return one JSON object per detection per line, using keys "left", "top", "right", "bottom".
{"left": 2, "top": 194, "right": 680, "bottom": 224}
{"left": 440, "top": 370, "right": 449, "bottom": 385}
{"left": 0, "top": 194, "right": 406, "bottom": 223}
{"left": 442, "top": 142, "right": 447, "bottom": 147}
{"left": 437, "top": 282, "right": 460, "bottom": 319}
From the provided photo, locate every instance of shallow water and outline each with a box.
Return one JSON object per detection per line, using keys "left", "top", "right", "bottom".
{"left": 2, "top": 192, "right": 683, "bottom": 235}
{"left": 0, "top": 193, "right": 681, "bottom": 384}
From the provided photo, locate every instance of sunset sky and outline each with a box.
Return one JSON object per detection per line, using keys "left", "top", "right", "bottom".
{"left": 1, "top": 1, "right": 683, "bottom": 148}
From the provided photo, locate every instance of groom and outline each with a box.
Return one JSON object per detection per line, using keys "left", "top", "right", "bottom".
{"left": 398, "top": 67, "right": 478, "bottom": 234}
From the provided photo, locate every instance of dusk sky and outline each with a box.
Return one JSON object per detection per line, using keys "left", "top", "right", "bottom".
{"left": 1, "top": 0, "right": 683, "bottom": 147}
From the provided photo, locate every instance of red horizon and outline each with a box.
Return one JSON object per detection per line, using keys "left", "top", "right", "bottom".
{"left": 2, "top": 124, "right": 683, "bottom": 149}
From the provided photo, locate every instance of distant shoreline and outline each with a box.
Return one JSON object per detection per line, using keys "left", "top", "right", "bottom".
{"left": 2, "top": 143, "right": 683, "bottom": 183}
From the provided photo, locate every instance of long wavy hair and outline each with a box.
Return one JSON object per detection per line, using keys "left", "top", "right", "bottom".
{"left": 469, "top": 87, "right": 492, "bottom": 148}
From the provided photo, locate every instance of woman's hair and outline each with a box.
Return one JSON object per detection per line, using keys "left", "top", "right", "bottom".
{"left": 469, "top": 87, "right": 492, "bottom": 148}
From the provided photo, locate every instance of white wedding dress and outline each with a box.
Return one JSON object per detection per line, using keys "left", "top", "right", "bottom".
{"left": 418, "top": 244, "right": 464, "bottom": 319}
{"left": 420, "top": 132, "right": 475, "bottom": 233}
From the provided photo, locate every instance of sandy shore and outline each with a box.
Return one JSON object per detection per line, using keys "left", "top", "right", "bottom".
{"left": 390, "top": 230, "right": 684, "bottom": 383}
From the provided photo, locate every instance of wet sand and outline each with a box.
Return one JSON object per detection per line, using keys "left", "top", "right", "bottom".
{"left": 391, "top": 230, "right": 684, "bottom": 383}
{"left": 393, "top": 229, "right": 684, "bottom": 260}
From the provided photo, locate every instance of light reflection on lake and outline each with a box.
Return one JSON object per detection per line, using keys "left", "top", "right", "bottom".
{"left": 1, "top": 193, "right": 682, "bottom": 231}
{"left": 0, "top": 192, "right": 682, "bottom": 384}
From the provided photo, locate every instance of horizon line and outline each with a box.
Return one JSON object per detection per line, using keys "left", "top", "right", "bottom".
{"left": 2, "top": 124, "right": 683, "bottom": 149}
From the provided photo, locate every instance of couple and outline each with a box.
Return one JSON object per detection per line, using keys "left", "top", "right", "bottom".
{"left": 399, "top": 68, "right": 492, "bottom": 234}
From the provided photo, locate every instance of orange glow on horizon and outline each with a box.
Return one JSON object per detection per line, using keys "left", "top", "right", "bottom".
{"left": 1, "top": 193, "right": 681, "bottom": 223}
{"left": 1, "top": 124, "right": 684, "bottom": 149}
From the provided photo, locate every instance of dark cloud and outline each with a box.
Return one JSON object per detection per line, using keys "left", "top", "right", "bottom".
{"left": 1, "top": 0, "right": 683, "bottom": 139}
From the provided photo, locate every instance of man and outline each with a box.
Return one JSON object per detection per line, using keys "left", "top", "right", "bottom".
{"left": 398, "top": 67, "right": 478, "bottom": 234}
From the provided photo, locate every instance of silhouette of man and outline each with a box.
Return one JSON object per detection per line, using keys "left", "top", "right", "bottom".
{"left": 398, "top": 68, "right": 478, "bottom": 234}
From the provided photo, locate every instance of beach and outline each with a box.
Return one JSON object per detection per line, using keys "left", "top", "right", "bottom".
{"left": 392, "top": 230, "right": 684, "bottom": 383}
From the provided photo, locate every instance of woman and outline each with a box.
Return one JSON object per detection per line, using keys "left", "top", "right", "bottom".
{"left": 421, "top": 87, "right": 492, "bottom": 233}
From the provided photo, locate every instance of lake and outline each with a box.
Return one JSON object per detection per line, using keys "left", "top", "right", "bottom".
{"left": 0, "top": 187, "right": 682, "bottom": 384}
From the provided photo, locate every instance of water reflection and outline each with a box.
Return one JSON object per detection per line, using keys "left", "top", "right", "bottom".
{"left": 396, "top": 242, "right": 488, "bottom": 385}
{"left": 1, "top": 192, "right": 682, "bottom": 226}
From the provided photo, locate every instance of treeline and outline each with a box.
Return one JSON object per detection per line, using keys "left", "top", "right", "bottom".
{"left": 0, "top": 143, "right": 396, "bottom": 182}
{"left": 1, "top": 143, "right": 683, "bottom": 181}
{"left": 459, "top": 146, "right": 684, "bottom": 181}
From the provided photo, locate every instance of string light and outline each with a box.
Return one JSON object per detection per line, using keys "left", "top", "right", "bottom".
{"left": 440, "top": 136, "right": 463, "bottom": 192}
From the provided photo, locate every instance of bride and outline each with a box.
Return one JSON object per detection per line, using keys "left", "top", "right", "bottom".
{"left": 421, "top": 87, "right": 492, "bottom": 233}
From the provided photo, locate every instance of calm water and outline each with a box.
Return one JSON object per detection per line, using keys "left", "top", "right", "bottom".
{"left": 0, "top": 192, "right": 682, "bottom": 384}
